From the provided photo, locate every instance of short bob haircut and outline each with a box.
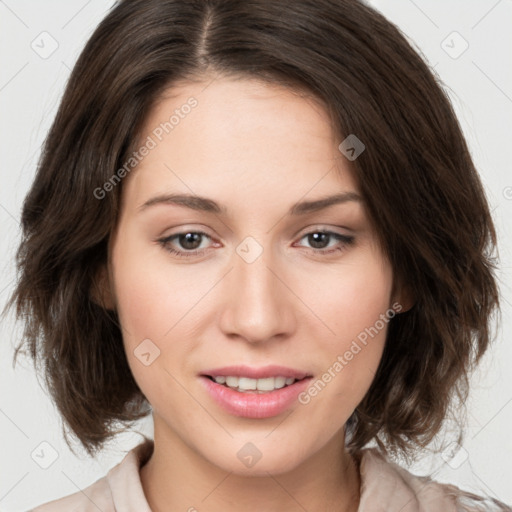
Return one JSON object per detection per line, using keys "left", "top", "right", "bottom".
{"left": 8, "top": 0, "right": 499, "bottom": 463}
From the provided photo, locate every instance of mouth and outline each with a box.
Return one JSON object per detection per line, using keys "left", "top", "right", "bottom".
{"left": 199, "top": 368, "right": 313, "bottom": 418}
{"left": 203, "top": 374, "right": 307, "bottom": 394}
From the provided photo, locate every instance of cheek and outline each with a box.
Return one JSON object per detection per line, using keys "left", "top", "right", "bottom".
{"left": 303, "top": 255, "right": 393, "bottom": 344}
{"left": 110, "top": 230, "right": 214, "bottom": 402}
{"left": 299, "top": 256, "right": 393, "bottom": 407}
{"left": 111, "top": 233, "right": 203, "bottom": 341}
{"left": 110, "top": 246, "right": 190, "bottom": 412}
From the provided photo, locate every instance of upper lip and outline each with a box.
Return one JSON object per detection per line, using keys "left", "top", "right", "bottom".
{"left": 201, "top": 365, "right": 312, "bottom": 380}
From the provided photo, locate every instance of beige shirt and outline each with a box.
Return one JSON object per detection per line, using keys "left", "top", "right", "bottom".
{"left": 30, "top": 439, "right": 511, "bottom": 512}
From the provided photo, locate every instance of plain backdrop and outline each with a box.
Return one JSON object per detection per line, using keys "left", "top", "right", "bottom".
{"left": 0, "top": 1, "right": 511, "bottom": 510}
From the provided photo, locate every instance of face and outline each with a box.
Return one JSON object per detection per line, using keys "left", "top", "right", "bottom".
{"left": 107, "top": 76, "right": 400, "bottom": 476}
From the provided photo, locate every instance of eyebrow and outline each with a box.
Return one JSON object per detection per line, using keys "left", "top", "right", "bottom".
{"left": 138, "top": 191, "right": 362, "bottom": 216}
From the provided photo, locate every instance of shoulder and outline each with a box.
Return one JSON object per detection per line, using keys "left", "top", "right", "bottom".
{"left": 28, "top": 438, "right": 154, "bottom": 512}
{"left": 358, "top": 447, "right": 512, "bottom": 512}
{"left": 29, "top": 475, "right": 113, "bottom": 512}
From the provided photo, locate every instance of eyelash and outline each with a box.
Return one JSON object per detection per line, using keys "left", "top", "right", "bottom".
{"left": 157, "top": 229, "right": 355, "bottom": 259}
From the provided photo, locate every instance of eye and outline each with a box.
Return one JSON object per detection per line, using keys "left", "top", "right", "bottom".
{"left": 294, "top": 230, "right": 355, "bottom": 256}
{"left": 157, "top": 230, "right": 215, "bottom": 258}
{"left": 157, "top": 228, "right": 355, "bottom": 259}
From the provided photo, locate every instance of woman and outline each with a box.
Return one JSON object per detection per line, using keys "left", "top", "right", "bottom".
{"left": 8, "top": 0, "right": 511, "bottom": 510}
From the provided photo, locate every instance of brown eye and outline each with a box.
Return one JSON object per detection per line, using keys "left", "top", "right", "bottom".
{"left": 296, "top": 230, "right": 355, "bottom": 255}
{"left": 176, "top": 232, "right": 203, "bottom": 250}
{"left": 158, "top": 231, "right": 213, "bottom": 258}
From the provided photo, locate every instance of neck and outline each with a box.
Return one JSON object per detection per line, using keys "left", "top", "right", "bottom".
{"left": 140, "top": 417, "right": 361, "bottom": 512}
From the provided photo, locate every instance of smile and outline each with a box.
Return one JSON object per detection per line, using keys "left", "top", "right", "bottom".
{"left": 208, "top": 375, "right": 302, "bottom": 393}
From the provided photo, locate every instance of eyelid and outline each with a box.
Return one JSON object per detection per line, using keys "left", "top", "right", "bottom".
{"left": 157, "top": 225, "right": 355, "bottom": 259}
{"left": 294, "top": 222, "right": 349, "bottom": 235}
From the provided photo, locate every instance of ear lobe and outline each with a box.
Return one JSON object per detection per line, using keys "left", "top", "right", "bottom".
{"left": 90, "top": 263, "right": 116, "bottom": 311}
{"left": 391, "top": 281, "right": 415, "bottom": 314}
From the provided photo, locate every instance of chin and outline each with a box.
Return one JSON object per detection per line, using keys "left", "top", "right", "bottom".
{"left": 205, "top": 443, "right": 307, "bottom": 477}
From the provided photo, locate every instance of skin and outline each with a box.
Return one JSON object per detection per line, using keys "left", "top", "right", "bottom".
{"left": 101, "top": 75, "right": 409, "bottom": 512}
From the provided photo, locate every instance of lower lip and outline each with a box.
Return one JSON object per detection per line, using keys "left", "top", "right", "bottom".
{"left": 200, "top": 376, "right": 312, "bottom": 419}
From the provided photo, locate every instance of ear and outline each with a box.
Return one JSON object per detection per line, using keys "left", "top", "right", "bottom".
{"left": 90, "top": 262, "right": 116, "bottom": 311}
{"left": 391, "top": 279, "right": 415, "bottom": 314}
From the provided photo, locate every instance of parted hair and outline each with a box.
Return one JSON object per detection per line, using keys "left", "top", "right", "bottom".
{"left": 7, "top": 0, "right": 499, "bottom": 463}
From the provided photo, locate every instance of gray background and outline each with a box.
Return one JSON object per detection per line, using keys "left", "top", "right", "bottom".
{"left": 1, "top": 1, "right": 511, "bottom": 510}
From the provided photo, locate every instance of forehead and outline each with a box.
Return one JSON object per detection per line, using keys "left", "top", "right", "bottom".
{"left": 120, "top": 76, "right": 360, "bottom": 216}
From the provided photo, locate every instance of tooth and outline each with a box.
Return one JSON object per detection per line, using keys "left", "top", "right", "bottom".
{"left": 216, "top": 375, "right": 298, "bottom": 391}
{"left": 226, "top": 376, "right": 238, "bottom": 388}
{"left": 238, "top": 377, "right": 257, "bottom": 390}
{"left": 274, "top": 376, "right": 286, "bottom": 389}
{"left": 256, "top": 377, "right": 275, "bottom": 391}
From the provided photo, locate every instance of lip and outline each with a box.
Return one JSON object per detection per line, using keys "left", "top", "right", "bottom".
{"left": 200, "top": 375, "right": 313, "bottom": 419}
{"left": 200, "top": 365, "right": 311, "bottom": 380}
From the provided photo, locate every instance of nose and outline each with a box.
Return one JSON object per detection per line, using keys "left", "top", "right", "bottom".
{"left": 218, "top": 243, "right": 297, "bottom": 344}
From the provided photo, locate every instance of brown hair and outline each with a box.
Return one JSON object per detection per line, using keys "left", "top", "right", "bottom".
{"left": 7, "top": 0, "right": 499, "bottom": 466}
